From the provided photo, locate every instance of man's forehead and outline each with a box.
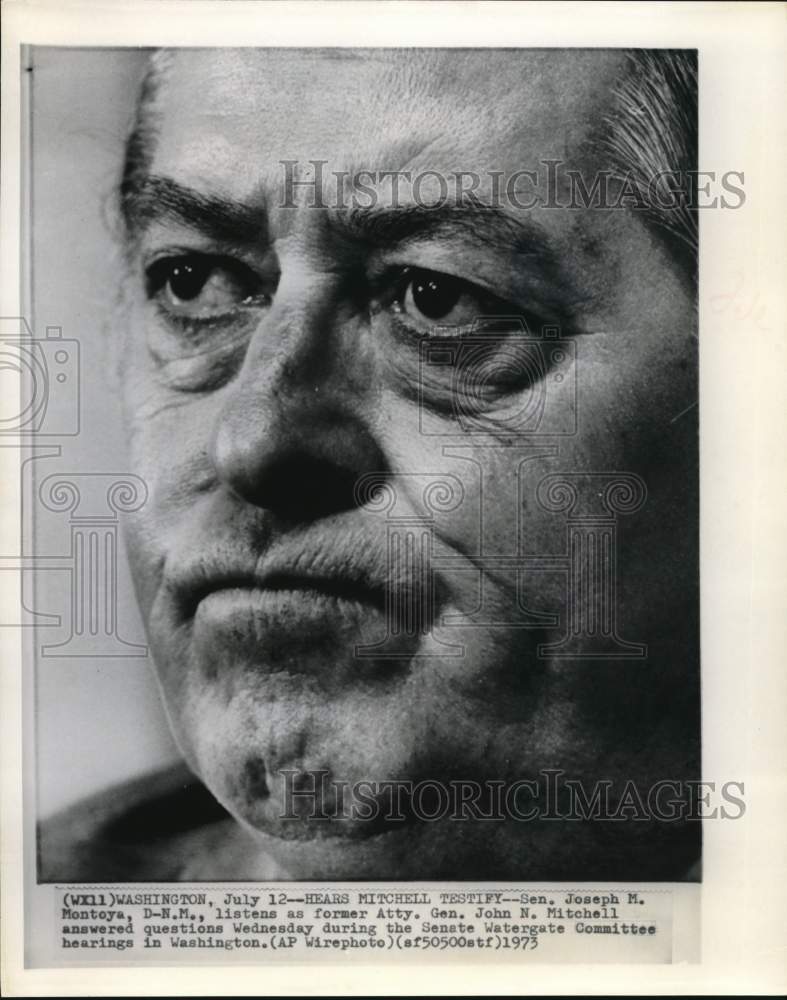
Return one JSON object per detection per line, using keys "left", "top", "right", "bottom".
{"left": 150, "top": 48, "right": 627, "bottom": 190}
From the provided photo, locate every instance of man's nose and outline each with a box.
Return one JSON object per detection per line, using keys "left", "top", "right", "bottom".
{"left": 210, "top": 271, "right": 385, "bottom": 521}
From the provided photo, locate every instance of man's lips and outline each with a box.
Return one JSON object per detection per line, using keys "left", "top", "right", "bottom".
{"left": 167, "top": 532, "right": 437, "bottom": 636}
{"left": 168, "top": 536, "right": 391, "bottom": 619}
{"left": 188, "top": 570, "right": 388, "bottom": 617}
{"left": 162, "top": 536, "right": 441, "bottom": 674}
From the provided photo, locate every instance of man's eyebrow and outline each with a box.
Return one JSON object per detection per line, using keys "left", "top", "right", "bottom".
{"left": 120, "top": 175, "right": 266, "bottom": 245}
{"left": 120, "top": 177, "right": 563, "bottom": 279}
{"left": 330, "top": 202, "right": 560, "bottom": 267}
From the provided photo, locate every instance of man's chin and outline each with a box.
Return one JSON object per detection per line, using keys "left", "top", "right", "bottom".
{"left": 189, "top": 751, "right": 519, "bottom": 878}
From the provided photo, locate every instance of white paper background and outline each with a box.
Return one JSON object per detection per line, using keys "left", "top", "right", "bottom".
{"left": 2, "top": 1, "right": 785, "bottom": 996}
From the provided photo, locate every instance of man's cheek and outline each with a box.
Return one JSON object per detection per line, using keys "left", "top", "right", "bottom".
{"left": 122, "top": 398, "right": 217, "bottom": 540}
{"left": 122, "top": 512, "right": 163, "bottom": 622}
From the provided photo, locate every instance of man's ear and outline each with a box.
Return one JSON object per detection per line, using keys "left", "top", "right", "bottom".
{"left": 102, "top": 245, "right": 134, "bottom": 393}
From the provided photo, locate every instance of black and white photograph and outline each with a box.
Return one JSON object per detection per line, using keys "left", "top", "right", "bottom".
{"left": 33, "top": 43, "right": 704, "bottom": 885}
{"left": 1, "top": 1, "right": 785, "bottom": 994}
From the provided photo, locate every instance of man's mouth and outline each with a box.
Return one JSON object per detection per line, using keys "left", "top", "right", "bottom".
{"left": 190, "top": 570, "right": 388, "bottom": 618}
{"left": 192, "top": 585, "right": 389, "bottom": 658}
{"left": 259, "top": 571, "right": 387, "bottom": 610}
{"left": 165, "top": 532, "right": 440, "bottom": 675}
{"left": 170, "top": 527, "right": 438, "bottom": 628}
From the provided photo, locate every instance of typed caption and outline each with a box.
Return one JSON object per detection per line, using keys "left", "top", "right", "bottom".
{"left": 39, "top": 884, "right": 683, "bottom": 965}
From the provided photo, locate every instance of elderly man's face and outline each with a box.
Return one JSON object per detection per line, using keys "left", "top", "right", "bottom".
{"left": 120, "top": 49, "right": 698, "bottom": 877}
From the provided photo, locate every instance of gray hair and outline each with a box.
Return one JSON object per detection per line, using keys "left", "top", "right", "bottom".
{"left": 597, "top": 49, "right": 698, "bottom": 280}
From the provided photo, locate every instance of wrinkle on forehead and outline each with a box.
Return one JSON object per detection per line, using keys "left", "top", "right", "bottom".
{"left": 150, "top": 48, "right": 628, "bottom": 183}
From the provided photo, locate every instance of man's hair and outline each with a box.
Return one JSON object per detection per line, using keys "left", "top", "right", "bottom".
{"left": 597, "top": 49, "right": 698, "bottom": 280}
{"left": 119, "top": 48, "right": 176, "bottom": 242}
{"left": 120, "top": 48, "right": 698, "bottom": 277}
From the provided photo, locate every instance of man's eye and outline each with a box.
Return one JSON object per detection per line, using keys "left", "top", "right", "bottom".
{"left": 392, "top": 267, "right": 516, "bottom": 335}
{"left": 145, "top": 254, "right": 267, "bottom": 319}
